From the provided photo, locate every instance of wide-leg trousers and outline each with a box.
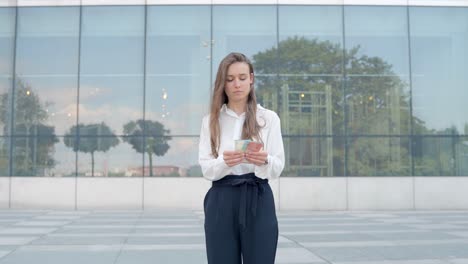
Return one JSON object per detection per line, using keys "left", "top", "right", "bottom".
{"left": 204, "top": 173, "right": 278, "bottom": 264}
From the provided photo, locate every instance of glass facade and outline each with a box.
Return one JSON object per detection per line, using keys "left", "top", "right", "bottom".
{"left": 0, "top": 5, "right": 467, "bottom": 177}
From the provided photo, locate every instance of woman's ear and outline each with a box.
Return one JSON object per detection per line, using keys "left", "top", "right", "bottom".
{"left": 250, "top": 73, "right": 254, "bottom": 85}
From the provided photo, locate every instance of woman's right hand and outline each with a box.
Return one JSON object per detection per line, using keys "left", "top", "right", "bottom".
{"left": 223, "top": 150, "right": 244, "bottom": 167}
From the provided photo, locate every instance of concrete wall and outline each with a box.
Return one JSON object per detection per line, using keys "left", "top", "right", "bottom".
{"left": 0, "top": 178, "right": 9, "bottom": 208}
{"left": 1, "top": 176, "right": 468, "bottom": 210}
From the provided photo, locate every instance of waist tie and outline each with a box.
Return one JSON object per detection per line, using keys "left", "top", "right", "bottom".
{"left": 213, "top": 173, "right": 268, "bottom": 230}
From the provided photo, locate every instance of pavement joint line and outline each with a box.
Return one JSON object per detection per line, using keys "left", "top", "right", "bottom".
{"left": 2, "top": 210, "right": 468, "bottom": 263}
{"left": 112, "top": 210, "right": 143, "bottom": 264}
{"left": 0, "top": 210, "right": 51, "bottom": 261}
{"left": 279, "top": 233, "right": 334, "bottom": 264}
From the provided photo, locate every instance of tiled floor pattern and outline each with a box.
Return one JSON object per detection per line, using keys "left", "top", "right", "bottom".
{"left": 1, "top": 210, "right": 468, "bottom": 264}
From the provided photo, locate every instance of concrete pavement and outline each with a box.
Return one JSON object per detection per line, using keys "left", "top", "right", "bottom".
{"left": 1, "top": 210, "right": 468, "bottom": 263}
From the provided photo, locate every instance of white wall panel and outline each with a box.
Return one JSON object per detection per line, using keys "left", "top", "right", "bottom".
{"left": 0, "top": 178, "right": 9, "bottom": 208}
{"left": 415, "top": 177, "right": 468, "bottom": 209}
{"left": 144, "top": 178, "right": 211, "bottom": 209}
{"left": 280, "top": 177, "right": 347, "bottom": 210}
{"left": 348, "top": 177, "right": 414, "bottom": 210}
{"left": 10, "top": 177, "right": 75, "bottom": 209}
{"left": 77, "top": 178, "right": 142, "bottom": 209}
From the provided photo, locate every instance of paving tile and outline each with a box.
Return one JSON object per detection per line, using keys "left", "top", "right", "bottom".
{"left": 13, "top": 221, "right": 70, "bottom": 227}
{"left": 0, "top": 228, "right": 57, "bottom": 235}
{"left": 284, "top": 233, "right": 377, "bottom": 243}
{"left": 306, "top": 246, "right": 381, "bottom": 262}
{"left": 116, "top": 249, "right": 206, "bottom": 264}
{"left": 1, "top": 210, "right": 468, "bottom": 264}
{"left": 0, "top": 237, "right": 38, "bottom": 246}
{"left": 126, "top": 236, "right": 206, "bottom": 245}
{"left": 30, "top": 236, "right": 127, "bottom": 245}
{"left": 331, "top": 259, "right": 450, "bottom": 264}
{"left": 276, "top": 247, "right": 325, "bottom": 263}
{"left": 0, "top": 250, "right": 119, "bottom": 264}
{"left": 449, "top": 259, "right": 468, "bottom": 264}
{"left": 0, "top": 251, "right": 12, "bottom": 259}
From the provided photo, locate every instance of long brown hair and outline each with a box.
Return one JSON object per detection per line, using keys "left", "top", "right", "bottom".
{"left": 209, "top": 52, "right": 262, "bottom": 158}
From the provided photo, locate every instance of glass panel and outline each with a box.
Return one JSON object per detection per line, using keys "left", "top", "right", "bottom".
{"left": 12, "top": 136, "right": 74, "bottom": 177}
{"left": 347, "top": 136, "right": 411, "bottom": 176}
{"left": 0, "top": 8, "right": 16, "bottom": 136}
{"left": 344, "top": 6, "right": 410, "bottom": 136}
{"left": 255, "top": 75, "right": 282, "bottom": 115}
{"left": 283, "top": 136, "right": 344, "bottom": 176}
{"left": 77, "top": 136, "right": 142, "bottom": 177}
{"left": 278, "top": 5, "right": 343, "bottom": 75}
{"left": 346, "top": 76, "right": 411, "bottom": 135}
{"left": 14, "top": 7, "right": 79, "bottom": 136}
{"left": 345, "top": 6, "right": 409, "bottom": 76}
{"left": 274, "top": 6, "right": 344, "bottom": 134}
{"left": 146, "top": 6, "right": 210, "bottom": 136}
{"left": 213, "top": 6, "right": 276, "bottom": 76}
{"left": 410, "top": 7, "right": 468, "bottom": 135}
{"left": 143, "top": 137, "right": 200, "bottom": 177}
{"left": 123, "top": 120, "right": 171, "bottom": 177}
{"left": 413, "top": 136, "right": 461, "bottom": 176}
{"left": 457, "top": 137, "right": 468, "bottom": 176}
{"left": 0, "top": 137, "right": 9, "bottom": 176}
{"left": 265, "top": 76, "right": 343, "bottom": 136}
{"left": 79, "top": 6, "right": 144, "bottom": 136}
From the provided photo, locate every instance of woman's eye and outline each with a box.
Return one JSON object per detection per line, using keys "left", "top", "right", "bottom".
{"left": 227, "top": 79, "right": 233, "bottom": 82}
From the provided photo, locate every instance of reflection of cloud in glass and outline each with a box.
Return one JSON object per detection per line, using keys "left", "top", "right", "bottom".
{"left": 0, "top": 79, "right": 11, "bottom": 93}
{"left": 0, "top": 60, "right": 12, "bottom": 73}
{"left": 77, "top": 142, "right": 141, "bottom": 176}
{"left": 52, "top": 138, "right": 200, "bottom": 177}
{"left": 16, "top": 80, "right": 206, "bottom": 138}
{"left": 13, "top": 78, "right": 77, "bottom": 135}
{"left": 48, "top": 141, "right": 75, "bottom": 177}
{"left": 150, "top": 138, "right": 198, "bottom": 168}
{"left": 74, "top": 138, "right": 198, "bottom": 175}
{"left": 146, "top": 102, "right": 207, "bottom": 135}
{"left": 78, "top": 104, "right": 141, "bottom": 134}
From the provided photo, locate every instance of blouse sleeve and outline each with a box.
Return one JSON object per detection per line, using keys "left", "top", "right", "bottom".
{"left": 254, "top": 112, "right": 285, "bottom": 180}
{"left": 198, "top": 116, "right": 231, "bottom": 181}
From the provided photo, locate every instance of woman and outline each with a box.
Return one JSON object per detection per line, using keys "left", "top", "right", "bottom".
{"left": 198, "top": 52, "right": 285, "bottom": 264}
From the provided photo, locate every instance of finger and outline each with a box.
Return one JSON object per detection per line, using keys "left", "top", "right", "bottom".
{"left": 245, "top": 157, "right": 263, "bottom": 165}
{"left": 245, "top": 153, "right": 266, "bottom": 160}
{"left": 226, "top": 156, "right": 245, "bottom": 166}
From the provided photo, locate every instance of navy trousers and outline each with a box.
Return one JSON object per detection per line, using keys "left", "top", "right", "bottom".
{"left": 204, "top": 173, "right": 278, "bottom": 264}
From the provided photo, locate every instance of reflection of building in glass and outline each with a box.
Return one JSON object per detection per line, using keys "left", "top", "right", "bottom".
{"left": 284, "top": 84, "right": 333, "bottom": 176}
{"left": 263, "top": 84, "right": 333, "bottom": 176}
{"left": 0, "top": 2, "right": 467, "bottom": 179}
{"left": 0, "top": 1, "right": 468, "bottom": 210}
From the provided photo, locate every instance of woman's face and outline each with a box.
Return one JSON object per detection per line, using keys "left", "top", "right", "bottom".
{"left": 224, "top": 62, "right": 253, "bottom": 104}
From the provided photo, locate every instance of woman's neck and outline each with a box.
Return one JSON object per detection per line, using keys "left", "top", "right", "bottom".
{"left": 227, "top": 101, "right": 246, "bottom": 115}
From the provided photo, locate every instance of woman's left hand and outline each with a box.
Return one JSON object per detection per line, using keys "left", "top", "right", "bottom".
{"left": 245, "top": 150, "right": 268, "bottom": 166}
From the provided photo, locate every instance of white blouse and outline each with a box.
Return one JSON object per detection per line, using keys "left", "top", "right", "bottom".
{"left": 198, "top": 104, "right": 285, "bottom": 181}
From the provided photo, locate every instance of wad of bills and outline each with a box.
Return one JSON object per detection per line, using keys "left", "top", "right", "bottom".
{"left": 234, "top": 140, "right": 263, "bottom": 152}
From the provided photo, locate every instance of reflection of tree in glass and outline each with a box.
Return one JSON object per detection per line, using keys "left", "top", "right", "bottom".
{"left": 252, "top": 37, "right": 416, "bottom": 176}
{"left": 64, "top": 123, "right": 119, "bottom": 177}
{"left": 414, "top": 126, "right": 462, "bottom": 176}
{"left": 0, "top": 78, "right": 58, "bottom": 176}
{"left": 123, "top": 120, "right": 171, "bottom": 177}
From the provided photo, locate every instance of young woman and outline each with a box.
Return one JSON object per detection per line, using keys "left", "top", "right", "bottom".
{"left": 198, "top": 52, "right": 285, "bottom": 264}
